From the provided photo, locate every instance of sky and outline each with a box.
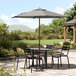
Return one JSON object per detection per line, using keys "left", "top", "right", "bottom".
{"left": 0, "top": 0, "right": 76, "bottom": 29}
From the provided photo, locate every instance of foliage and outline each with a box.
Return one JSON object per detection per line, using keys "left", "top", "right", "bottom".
{"left": 35, "top": 24, "right": 50, "bottom": 35}
{"left": 49, "top": 18, "right": 66, "bottom": 34}
{"left": 0, "top": 62, "right": 26, "bottom": 76}
{"left": 63, "top": 42, "right": 70, "bottom": 46}
{"left": 0, "top": 23, "right": 9, "bottom": 37}
{"left": 10, "top": 30, "right": 25, "bottom": 40}
{"left": 64, "top": 3, "right": 76, "bottom": 39}
{"left": 0, "top": 47, "right": 9, "bottom": 56}
{"left": 47, "top": 34, "right": 64, "bottom": 39}
{"left": 12, "top": 41, "right": 27, "bottom": 49}
{"left": 35, "top": 18, "right": 66, "bottom": 39}
{"left": 0, "top": 23, "right": 13, "bottom": 49}
{"left": 65, "top": 3, "right": 76, "bottom": 21}
{"left": 0, "top": 37, "right": 13, "bottom": 49}
{"left": 54, "top": 43, "right": 62, "bottom": 49}
{"left": 0, "top": 41, "right": 27, "bottom": 56}
{"left": 71, "top": 43, "right": 76, "bottom": 49}
{"left": 10, "top": 31, "right": 39, "bottom": 40}
{"left": 0, "top": 65, "right": 12, "bottom": 76}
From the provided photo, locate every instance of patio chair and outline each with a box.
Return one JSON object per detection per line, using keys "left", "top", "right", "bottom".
{"left": 13, "top": 47, "right": 19, "bottom": 70}
{"left": 23, "top": 48, "right": 36, "bottom": 68}
{"left": 51, "top": 46, "right": 70, "bottom": 69}
{"left": 23, "top": 48, "right": 44, "bottom": 73}
{"left": 46, "top": 45, "right": 54, "bottom": 55}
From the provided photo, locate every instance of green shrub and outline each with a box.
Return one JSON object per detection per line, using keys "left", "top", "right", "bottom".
{"left": 0, "top": 41, "right": 27, "bottom": 56}
{"left": 7, "top": 49, "right": 15, "bottom": 56}
{"left": 54, "top": 43, "right": 62, "bottom": 49}
{"left": 63, "top": 42, "right": 70, "bottom": 47}
{"left": 71, "top": 43, "right": 76, "bottom": 49}
{"left": 0, "top": 48, "right": 9, "bottom": 56}
{"left": 0, "top": 66, "right": 12, "bottom": 76}
{"left": 63, "top": 42, "right": 70, "bottom": 45}
{"left": 57, "top": 34, "right": 64, "bottom": 39}
{"left": 47, "top": 34, "right": 58, "bottom": 39}
{"left": 16, "top": 42, "right": 27, "bottom": 49}
{"left": 0, "top": 62, "right": 26, "bottom": 76}
{"left": 0, "top": 37, "right": 13, "bottom": 49}
{"left": 17, "top": 48, "right": 24, "bottom": 55}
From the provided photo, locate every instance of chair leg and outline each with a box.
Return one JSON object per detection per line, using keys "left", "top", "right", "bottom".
{"left": 52, "top": 57, "right": 54, "bottom": 65}
{"left": 67, "top": 56, "right": 70, "bottom": 68}
{"left": 36, "top": 58, "right": 43, "bottom": 71}
{"left": 58, "top": 58, "right": 59, "bottom": 69}
{"left": 31, "top": 67, "right": 32, "bottom": 73}
{"left": 51, "top": 56, "right": 54, "bottom": 68}
{"left": 29, "top": 59, "right": 30, "bottom": 68}
{"left": 24, "top": 58, "right": 27, "bottom": 68}
{"left": 16, "top": 58, "right": 19, "bottom": 70}
{"left": 36, "top": 59, "right": 38, "bottom": 71}
{"left": 60, "top": 57, "right": 62, "bottom": 67}
{"left": 15, "top": 56, "right": 16, "bottom": 61}
{"left": 42, "top": 59, "right": 43, "bottom": 71}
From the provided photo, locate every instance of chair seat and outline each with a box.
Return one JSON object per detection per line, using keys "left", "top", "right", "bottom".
{"left": 52, "top": 53, "right": 68, "bottom": 58}
{"left": 40, "top": 53, "right": 45, "bottom": 56}
{"left": 36, "top": 56, "right": 43, "bottom": 60}
{"left": 52, "top": 54, "right": 61, "bottom": 58}
{"left": 52, "top": 53, "right": 64, "bottom": 57}
{"left": 25, "top": 55, "right": 43, "bottom": 60}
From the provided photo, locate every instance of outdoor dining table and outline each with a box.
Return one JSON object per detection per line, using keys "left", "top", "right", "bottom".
{"left": 25, "top": 48, "right": 56, "bottom": 68}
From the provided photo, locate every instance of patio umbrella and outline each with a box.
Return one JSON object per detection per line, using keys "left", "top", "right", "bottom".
{"left": 12, "top": 8, "right": 66, "bottom": 56}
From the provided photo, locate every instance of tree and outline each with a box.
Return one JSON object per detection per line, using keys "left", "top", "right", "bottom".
{"left": 65, "top": 3, "right": 76, "bottom": 21}
{"left": 49, "top": 18, "right": 66, "bottom": 34}
{"left": 0, "top": 23, "right": 9, "bottom": 38}
{"left": 35, "top": 24, "right": 51, "bottom": 35}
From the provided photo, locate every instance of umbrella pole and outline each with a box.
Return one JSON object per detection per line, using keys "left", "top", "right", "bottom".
{"left": 39, "top": 17, "right": 40, "bottom": 67}
{"left": 39, "top": 17, "right": 40, "bottom": 55}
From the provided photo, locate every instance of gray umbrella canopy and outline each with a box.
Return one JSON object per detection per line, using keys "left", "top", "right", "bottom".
{"left": 13, "top": 8, "right": 66, "bottom": 55}
{"left": 64, "top": 19, "right": 76, "bottom": 25}
{"left": 13, "top": 8, "right": 66, "bottom": 18}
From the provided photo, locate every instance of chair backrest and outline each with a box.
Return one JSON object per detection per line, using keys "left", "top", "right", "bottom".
{"left": 23, "top": 48, "right": 31, "bottom": 56}
{"left": 12, "top": 47, "right": 19, "bottom": 57}
{"left": 61, "top": 46, "right": 70, "bottom": 56}
{"left": 46, "top": 45, "right": 54, "bottom": 49}
{"left": 46, "top": 45, "right": 54, "bottom": 54}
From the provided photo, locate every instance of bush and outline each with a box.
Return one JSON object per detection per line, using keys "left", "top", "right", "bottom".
{"left": 63, "top": 42, "right": 70, "bottom": 46}
{"left": 16, "top": 48, "right": 24, "bottom": 56}
{"left": 0, "top": 66, "right": 12, "bottom": 76}
{"left": 7, "top": 49, "right": 15, "bottom": 56}
{"left": 71, "top": 43, "right": 76, "bottom": 49}
{"left": 0, "top": 41, "right": 27, "bottom": 56}
{"left": 13, "top": 42, "right": 27, "bottom": 49}
{"left": 47, "top": 34, "right": 58, "bottom": 39}
{"left": 0, "top": 37, "right": 13, "bottom": 49}
{"left": 54, "top": 43, "right": 62, "bottom": 49}
{"left": 0, "top": 47, "right": 9, "bottom": 56}
{"left": 0, "top": 62, "right": 26, "bottom": 76}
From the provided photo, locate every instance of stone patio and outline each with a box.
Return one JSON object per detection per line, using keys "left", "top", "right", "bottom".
{"left": 0, "top": 50, "right": 76, "bottom": 76}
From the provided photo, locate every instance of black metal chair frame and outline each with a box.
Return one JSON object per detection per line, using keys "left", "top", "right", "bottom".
{"left": 24, "top": 49, "right": 44, "bottom": 73}
{"left": 13, "top": 47, "right": 19, "bottom": 70}
{"left": 51, "top": 46, "right": 70, "bottom": 69}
